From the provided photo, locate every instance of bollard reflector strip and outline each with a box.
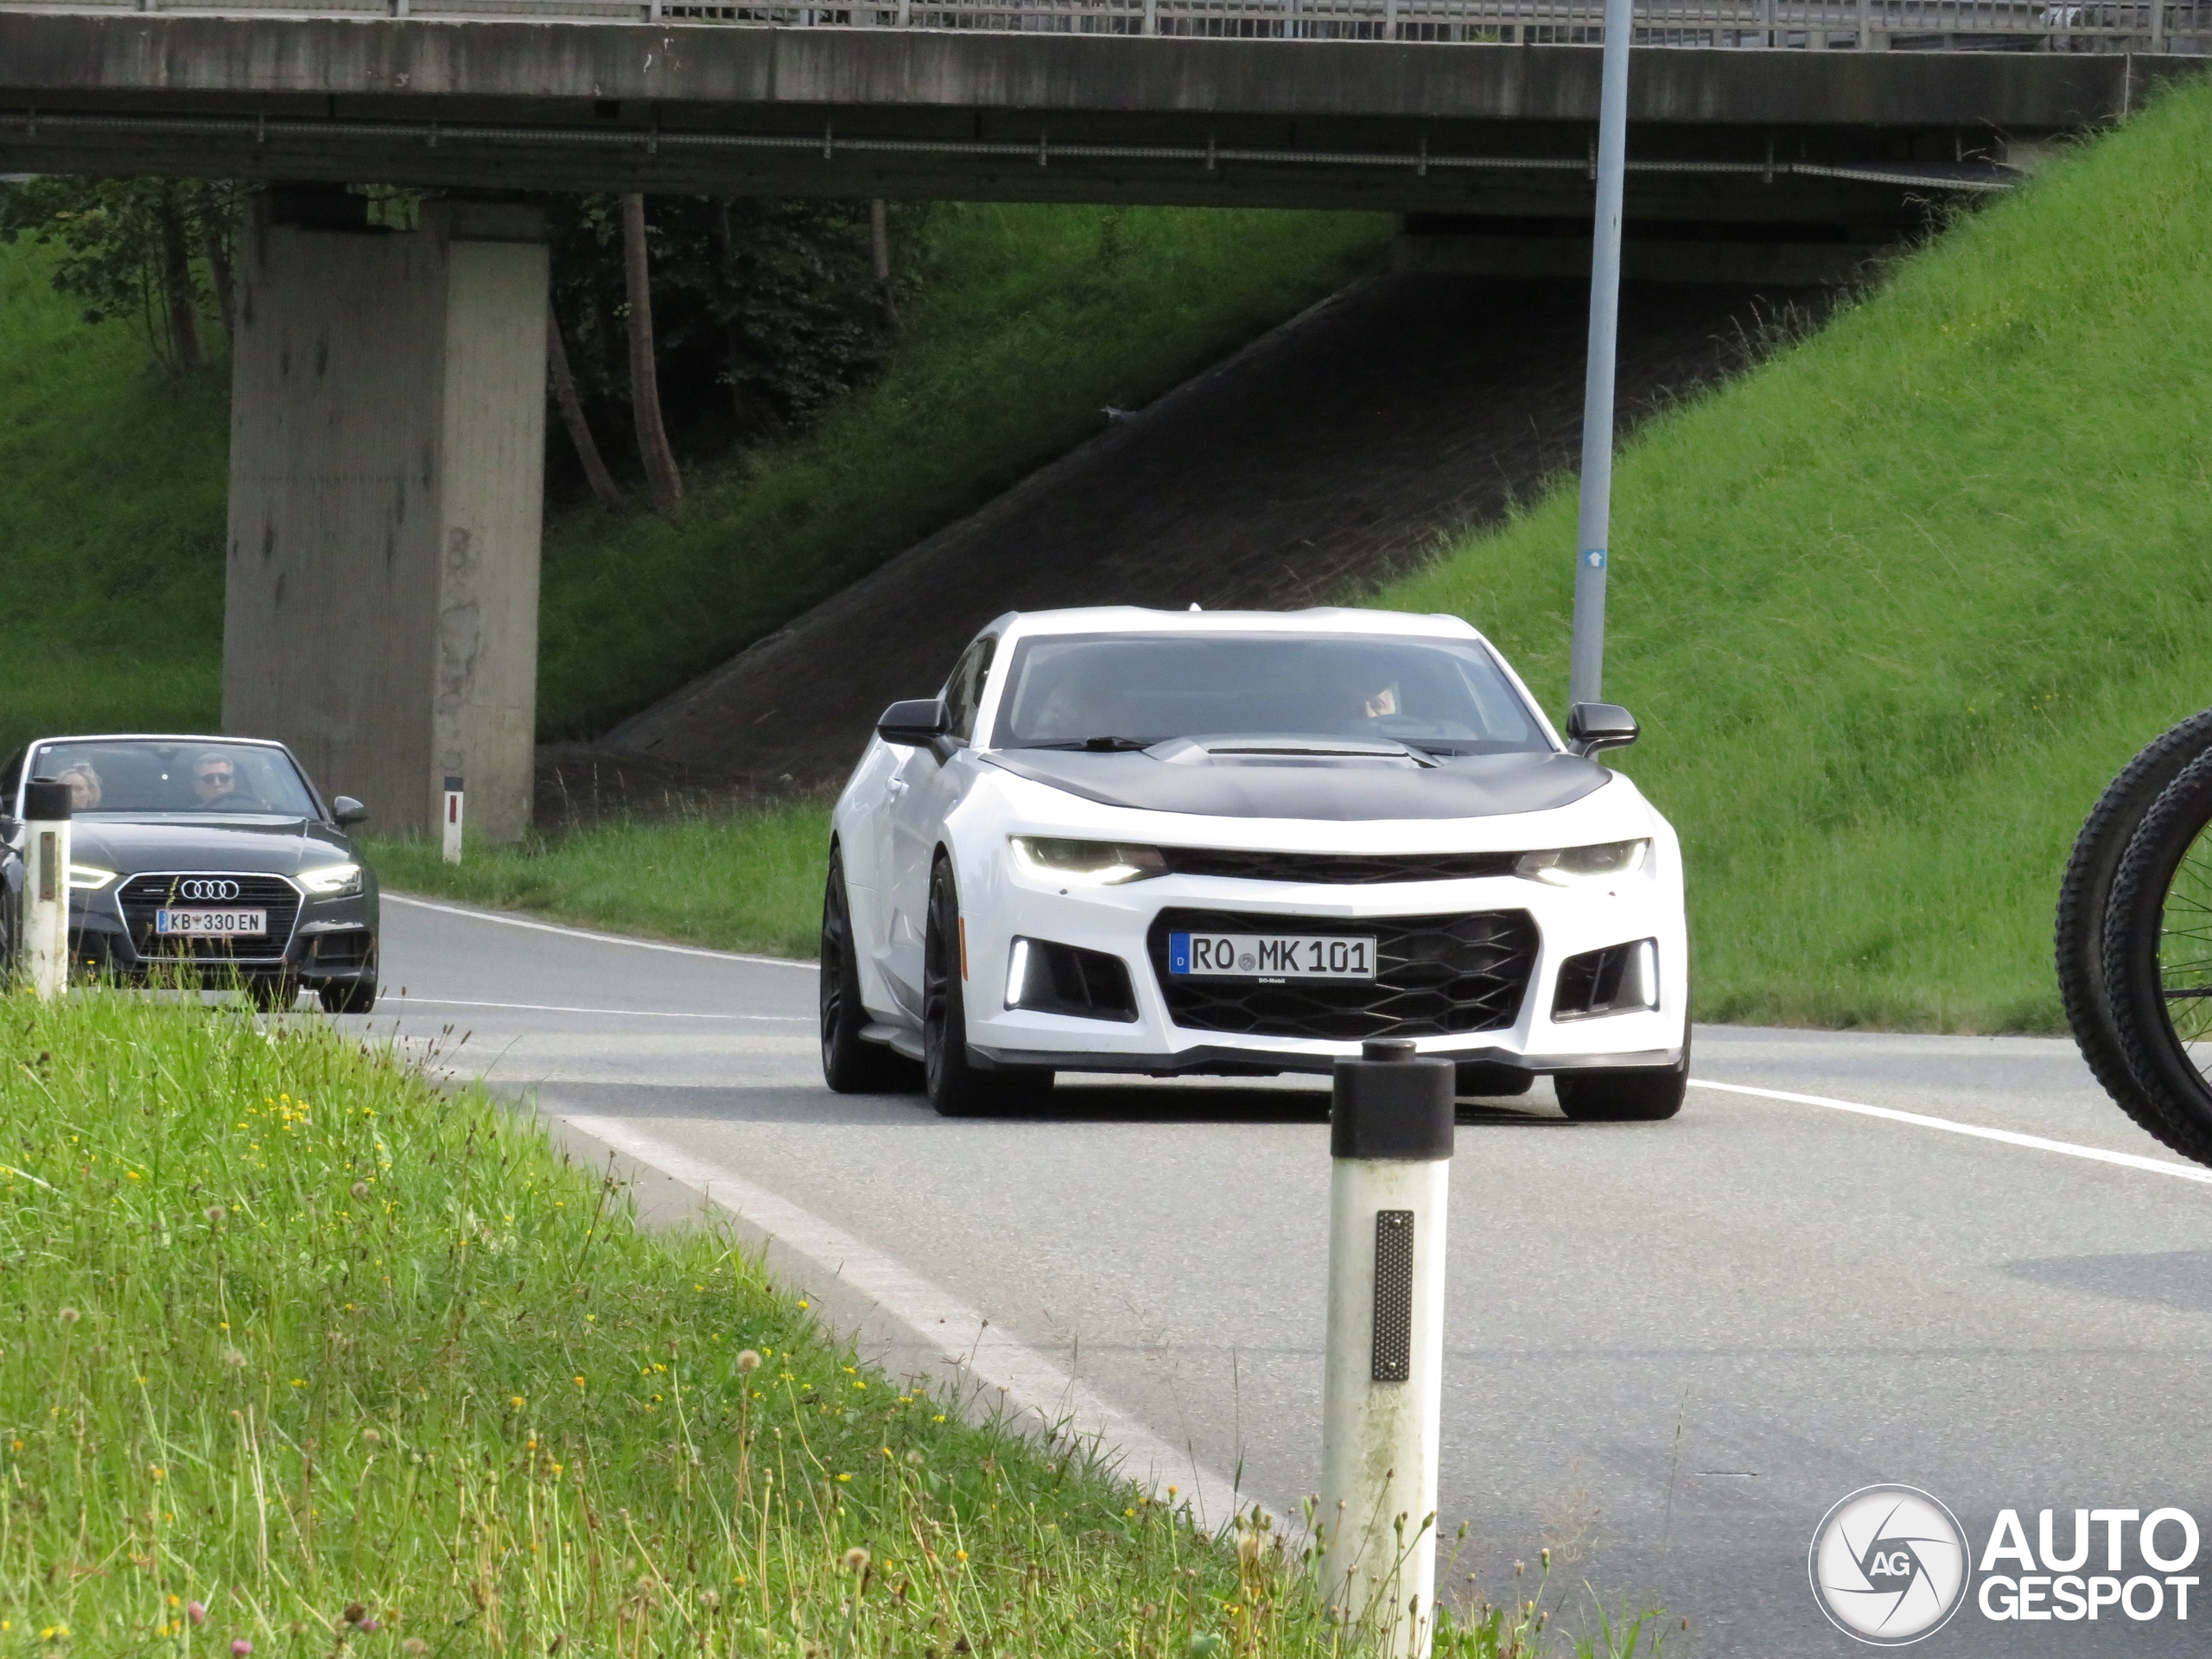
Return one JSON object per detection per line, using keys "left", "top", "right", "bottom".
{"left": 1371, "top": 1209, "right": 1414, "bottom": 1382}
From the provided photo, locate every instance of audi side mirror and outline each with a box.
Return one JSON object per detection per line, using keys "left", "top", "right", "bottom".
{"left": 876, "top": 699, "right": 951, "bottom": 748}
{"left": 1567, "top": 702, "right": 1639, "bottom": 758}
{"left": 332, "top": 796, "right": 370, "bottom": 828}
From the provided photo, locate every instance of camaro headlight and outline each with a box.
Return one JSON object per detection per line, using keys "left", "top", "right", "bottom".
{"left": 299, "top": 862, "right": 364, "bottom": 897}
{"left": 1009, "top": 836, "right": 1166, "bottom": 887}
{"left": 67, "top": 865, "right": 117, "bottom": 892}
{"left": 1515, "top": 839, "right": 1649, "bottom": 887}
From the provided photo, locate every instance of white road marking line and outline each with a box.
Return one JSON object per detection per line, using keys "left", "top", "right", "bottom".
{"left": 558, "top": 1113, "right": 1248, "bottom": 1528}
{"left": 385, "top": 893, "right": 817, "bottom": 969}
{"left": 1691, "top": 1077, "right": 2212, "bottom": 1186}
{"left": 392, "top": 995, "right": 806, "bottom": 1023}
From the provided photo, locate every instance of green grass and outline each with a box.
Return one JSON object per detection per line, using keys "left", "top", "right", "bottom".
{"left": 363, "top": 801, "right": 834, "bottom": 959}
{"left": 0, "top": 988, "right": 1347, "bottom": 1659}
{"left": 0, "top": 203, "right": 1389, "bottom": 760}
{"left": 1379, "top": 74, "right": 2212, "bottom": 1032}
{"left": 537, "top": 205, "right": 1389, "bottom": 734}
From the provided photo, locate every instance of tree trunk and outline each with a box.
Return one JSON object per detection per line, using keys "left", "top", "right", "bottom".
{"left": 156, "top": 190, "right": 205, "bottom": 372}
{"left": 868, "top": 199, "right": 901, "bottom": 334}
{"left": 202, "top": 227, "right": 236, "bottom": 340}
{"left": 548, "top": 308, "right": 623, "bottom": 509}
{"left": 620, "top": 193, "right": 683, "bottom": 520}
{"left": 715, "top": 199, "right": 753, "bottom": 428}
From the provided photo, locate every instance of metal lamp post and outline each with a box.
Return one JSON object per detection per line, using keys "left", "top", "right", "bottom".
{"left": 1570, "top": 0, "right": 1636, "bottom": 709}
{"left": 1319, "top": 1038, "right": 1457, "bottom": 1657}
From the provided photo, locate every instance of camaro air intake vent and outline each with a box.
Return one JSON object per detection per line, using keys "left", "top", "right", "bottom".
{"left": 1147, "top": 907, "right": 1536, "bottom": 1039}
{"left": 1159, "top": 847, "right": 1519, "bottom": 885}
{"left": 1552, "top": 938, "right": 1660, "bottom": 1021}
{"left": 117, "top": 873, "right": 302, "bottom": 965}
{"left": 1005, "top": 937, "right": 1139, "bottom": 1023}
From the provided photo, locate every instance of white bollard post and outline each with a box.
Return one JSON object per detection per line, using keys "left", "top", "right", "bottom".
{"left": 19, "top": 779, "right": 75, "bottom": 1001}
{"left": 442, "top": 774, "right": 465, "bottom": 866}
{"left": 1320, "top": 1038, "right": 1454, "bottom": 1658}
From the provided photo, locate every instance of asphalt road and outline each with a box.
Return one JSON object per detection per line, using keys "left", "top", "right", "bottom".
{"left": 358, "top": 893, "right": 2212, "bottom": 1657}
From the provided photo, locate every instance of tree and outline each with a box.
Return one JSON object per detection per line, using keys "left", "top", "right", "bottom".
{"left": 620, "top": 193, "right": 684, "bottom": 520}
{"left": 548, "top": 308, "right": 623, "bottom": 508}
{"left": 0, "top": 177, "right": 244, "bottom": 372}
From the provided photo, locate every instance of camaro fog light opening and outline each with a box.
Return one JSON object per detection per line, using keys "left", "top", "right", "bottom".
{"left": 1515, "top": 838, "right": 1649, "bottom": 887}
{"left": 1552, "top": 938, "right": 1661, "bottom": 1021}
{"left": 299, "top": 862, "right": 364, "bottom": 897}
{"left": 1008, "top": 836, "right": 1166, "bottom": 887}
{"left": 67, "top": 865, "right": 118, "bottom": 892}
{"left": 1005, "top": 938, "right": 1032, "bottom": 1009}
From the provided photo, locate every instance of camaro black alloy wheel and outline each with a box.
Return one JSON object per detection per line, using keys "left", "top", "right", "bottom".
{"left": 923, "top": 861, "right": 1052, "bottom": 1117}
{"left": 819, "top": 850, "right": 922, "bottom": 1095}
{"left": 2056, "top": 707, "right": 2212, "bottom": 1157}
{"left": 2101, "top": 745, "right": 2212, "bottom": 1166}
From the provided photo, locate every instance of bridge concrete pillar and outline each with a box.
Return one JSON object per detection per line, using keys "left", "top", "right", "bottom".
{"left": 222, "top": 194, "right": 549, "bottom": 845}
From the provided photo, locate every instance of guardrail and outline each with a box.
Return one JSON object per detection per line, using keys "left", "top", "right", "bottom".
{"left": 2, "top": 0, "right": 2203, "bottom": 48}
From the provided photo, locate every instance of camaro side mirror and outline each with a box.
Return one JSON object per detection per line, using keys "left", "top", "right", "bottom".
{"left": 332, "top": 796, "right": 370, "bottom": 827}
{"left": 0, "top": 817, "right": 16, "bottom": 844}
{"left": 1567, "top": 702, "right": 1639, "bottom": 758}
{"left": 877, "top": 699, "right": 951, "bottom": 748}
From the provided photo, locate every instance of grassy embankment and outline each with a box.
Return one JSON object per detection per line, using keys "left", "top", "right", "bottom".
{"left": 385, "top": 76, "right": 2212, "bottom": 1033}
{"left": 0, "top": 202, "right": 1391, "bottom": 760}
{"left": 0, "top": 991, "right": 1357, "bottom": 1659}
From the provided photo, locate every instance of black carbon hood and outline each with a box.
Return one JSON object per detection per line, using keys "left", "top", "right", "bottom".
{"left": 981, "top": 747, "right": 1612, "bottom": 822}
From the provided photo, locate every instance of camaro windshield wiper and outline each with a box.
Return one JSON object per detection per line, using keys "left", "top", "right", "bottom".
{"left": 1023, "top": 735, "right": 1154, "bottom": 753}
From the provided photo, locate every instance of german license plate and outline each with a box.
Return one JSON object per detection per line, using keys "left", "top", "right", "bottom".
{"left": 156, "top": 908, "right": 267, "bottom": 938}
{"left": 1167, "top": 931, "right": 1376, "bottom": 980}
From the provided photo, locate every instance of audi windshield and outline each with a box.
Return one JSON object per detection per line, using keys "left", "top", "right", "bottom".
{"left": 989, "top": 632, "right": 1553, "bottom": 757}
{"left": 26, "top": 740, "right": 320, "bottom": 818}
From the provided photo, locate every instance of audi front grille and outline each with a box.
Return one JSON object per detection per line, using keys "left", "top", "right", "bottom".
{"left": 1146, "top": 906, "right": 1538, "bottom": 1040}
{"left": 117, "top": 874, "right": 304, "bottom": 966}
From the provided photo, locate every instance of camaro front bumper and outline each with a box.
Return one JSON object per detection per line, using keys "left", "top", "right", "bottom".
{"left": 950, "top": 859, "right": 1688, "bottom": 1078}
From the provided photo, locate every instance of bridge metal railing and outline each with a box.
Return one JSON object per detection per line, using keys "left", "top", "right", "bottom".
{"left": 3, "top": 0, "right": 2204, "bottom": 49}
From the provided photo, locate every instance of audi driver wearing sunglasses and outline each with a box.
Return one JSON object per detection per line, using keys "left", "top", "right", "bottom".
{"left": 822, "top": 607, "right": 1689, "bottom": 1118}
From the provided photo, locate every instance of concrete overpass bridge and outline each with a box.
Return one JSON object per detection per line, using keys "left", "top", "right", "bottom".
{"left": 0, "top": 6, "right": 2195, "bottom": 836}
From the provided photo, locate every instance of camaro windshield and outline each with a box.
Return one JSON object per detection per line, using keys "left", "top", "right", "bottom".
{"left": 29, "top": 741, "right": 318, "bottom": 817}
{"left": 990, "top": 632, "right": 1551, "bottom": 755}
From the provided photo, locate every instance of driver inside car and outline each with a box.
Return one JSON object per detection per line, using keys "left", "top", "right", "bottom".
{"left": 193, "top": 752, "right": 243, "bottom": 807}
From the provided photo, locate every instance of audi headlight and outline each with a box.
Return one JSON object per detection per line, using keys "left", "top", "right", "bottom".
{"left": 67, "top": 865, "right": 117, "bottom": 892}
{"left": 1515, "top": 839, "right": 1649, "bottom": 887}
{"left": 1009, "top": 837, "right": 1166, "bottom": 887}
{"left": 299, "top": 862, "right": 364, "bottom": 897}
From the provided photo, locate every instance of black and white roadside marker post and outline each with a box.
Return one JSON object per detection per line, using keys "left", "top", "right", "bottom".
{"left": 442, "top": 775, "right": 465, "bottom": 866}
{"left": 1320, "top": 1038, "right": 1455, "bottom": 1656}
{"left": 21, "top": 779, "right": 73, "bottom": 1001}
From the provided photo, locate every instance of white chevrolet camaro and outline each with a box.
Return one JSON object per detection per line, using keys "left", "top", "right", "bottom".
{"left": 823, "top": 607, "right": 1688, "bottom": 1118}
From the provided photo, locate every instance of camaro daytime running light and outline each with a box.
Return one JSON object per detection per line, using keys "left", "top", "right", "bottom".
{"left": 299, "top": 862, "right": 364, "bottom": 897}
{"left": 1515, "top": 839, "right": 1649, "bottom": 887}
{"left": 1009, "top": 837, "right": 1166, "bottom": 886}
{"left": 67, "top": 865, "right": 117, "bottom": 892}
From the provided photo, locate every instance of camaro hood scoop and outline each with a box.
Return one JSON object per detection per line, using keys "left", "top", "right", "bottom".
{"left": 67, "top": 817, "right": 320, "bottom": 876}
{"left": 983, "top": 742, "right": 1611, "bottom": 822}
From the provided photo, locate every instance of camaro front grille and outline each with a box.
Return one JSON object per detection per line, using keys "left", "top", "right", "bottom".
{"left": 117, "top": 874, "right": 302, "bottom": 965}
{"left": 1145, "top": 906, "right": 1538, "bottom": 1040}
{"left": 1159, "top": 848, "right": 1520, "bottom": 885}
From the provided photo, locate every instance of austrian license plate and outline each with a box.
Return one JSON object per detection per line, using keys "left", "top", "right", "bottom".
{"left": 1167, "top": 931, "right": 1376, "bottom": 980}
{"left": 155, "top": 908, "right": 268, "bottom": 938}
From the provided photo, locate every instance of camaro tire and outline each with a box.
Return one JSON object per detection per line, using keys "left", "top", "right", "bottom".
{"left": 924, "top": 860, "right": 1052, "bottom": 1116}
{"left": 2056, "top": 707, "right": 2212, "bottom": 1159}
{"left": 820, "top": 850, "right": 923, "bottom": 1095}
{"left": 1554, "top": 1030, "right": 1689, "bottom": 1122}
{"left": 2100, "top": 746, "right": 2212, "bottom": 1165}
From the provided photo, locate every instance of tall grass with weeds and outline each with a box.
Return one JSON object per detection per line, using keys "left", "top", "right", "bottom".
{"left": 0, "top": 990, "right": 1372, "bottom": 1658}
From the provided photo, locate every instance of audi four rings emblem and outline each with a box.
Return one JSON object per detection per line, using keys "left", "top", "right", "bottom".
{"left": 176, "top": 879, "right": 242, "bottom": 901}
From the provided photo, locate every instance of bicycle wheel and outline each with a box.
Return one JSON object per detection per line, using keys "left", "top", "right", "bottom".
{"left": 2101, "top": 744, "right": 2212, "bottom": 1166}
{"left": 2056, "top": 708, "right": 2212, "bottom": 1154}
